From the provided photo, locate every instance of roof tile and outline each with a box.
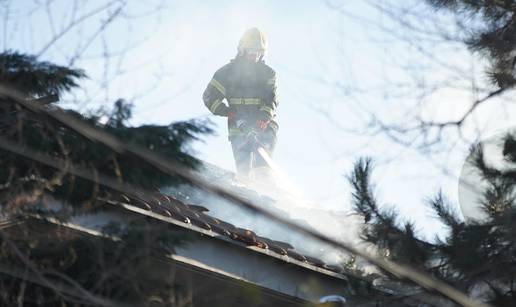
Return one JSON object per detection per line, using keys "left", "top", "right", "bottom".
{"left": 102, "top": 191, "right": 340, "bottom": 274}
{"left": 285, "top": 250, "right": 307, "bottom": 262}
{"left": 304, "top": 255, "right": 326, "bottom": 268}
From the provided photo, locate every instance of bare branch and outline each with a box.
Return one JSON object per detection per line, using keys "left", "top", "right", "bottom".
{"left": 36, "top": 1, "right": 124, "bottom": 57}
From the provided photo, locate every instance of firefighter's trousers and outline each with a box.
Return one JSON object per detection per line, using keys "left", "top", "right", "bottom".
{"left": 230, "top": 128, "right": 277, "bottom": 179}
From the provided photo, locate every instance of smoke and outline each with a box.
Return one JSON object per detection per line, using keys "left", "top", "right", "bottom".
{"left": 163, "top": 163, "right": 364, "bottom": 266}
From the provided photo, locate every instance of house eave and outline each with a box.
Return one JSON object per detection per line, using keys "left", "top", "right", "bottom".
{"left": 31, "top": 204, "right": 355, "bottom": 303}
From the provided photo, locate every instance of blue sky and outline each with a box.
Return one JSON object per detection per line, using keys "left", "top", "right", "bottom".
{"left": 4, "top": 0, "right": 512, "bottom": 239}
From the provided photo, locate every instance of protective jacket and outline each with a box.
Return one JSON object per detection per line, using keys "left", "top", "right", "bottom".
{"left": 203, "top": 56, "right": 279, "bottom": 139}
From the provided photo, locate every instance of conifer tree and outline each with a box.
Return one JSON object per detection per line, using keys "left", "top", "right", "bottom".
{"left": 426, "top": 0, "right": 516, "bottom": 89}
{"left": 0, "top": 51, "right": 211, "bottom": 306}
{"left": 349, "top": 147, "right": 516, "bottom": 306}
{"left": 343, "top": 2, "right": 516, "bottom": 305}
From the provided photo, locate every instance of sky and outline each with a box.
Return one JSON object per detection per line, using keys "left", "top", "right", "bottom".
{"left": 3, "top": 0, "right": 514, "bottom": 239}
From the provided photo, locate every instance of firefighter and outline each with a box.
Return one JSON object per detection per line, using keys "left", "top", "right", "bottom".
{"left": 203, "top": 27, "right": 279, "bottom": 181}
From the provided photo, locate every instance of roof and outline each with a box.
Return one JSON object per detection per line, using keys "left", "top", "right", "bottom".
{"left": 97, "top": 190, "right": 347, "bottom": 277}
{"left": 87, "top": 193, "right": 352, "bottom": 301}
{"left": 0, "top": 216, "right": 315, "bottom": 307}
{"left": 22, "top": 168, "right": 370, "bottom": 305}
{"left": 5, "top": 163, "right": 381, "bottom": 304}
{"left": 39, "top": 189, "right": 358, "bottom": 304}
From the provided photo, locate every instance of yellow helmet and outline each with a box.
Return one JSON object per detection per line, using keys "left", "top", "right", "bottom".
{"left": 237, "top": 28, "right": 268, "bottom": 56}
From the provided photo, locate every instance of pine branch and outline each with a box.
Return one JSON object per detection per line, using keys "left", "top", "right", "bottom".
{"left": 426, "top": 191, "right": 463, "bottom": 233}
{"left": 0, "top": 51, "right": 86, "bottom": 97}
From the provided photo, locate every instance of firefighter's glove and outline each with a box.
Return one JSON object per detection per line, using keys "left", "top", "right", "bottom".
{"left": 227, "top": 111, "right": 237, "bottom": 123}
{"left": 256, "top": 119, "right": 269, "bottom": 131}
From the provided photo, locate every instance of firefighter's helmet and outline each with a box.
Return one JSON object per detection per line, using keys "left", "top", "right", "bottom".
{"left": 238, "top": 28, "right": 268, "bottom": 57}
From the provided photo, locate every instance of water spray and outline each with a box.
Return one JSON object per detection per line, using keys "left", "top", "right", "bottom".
{"left": 255, "top": 146, "right": 306, "bottom": 200}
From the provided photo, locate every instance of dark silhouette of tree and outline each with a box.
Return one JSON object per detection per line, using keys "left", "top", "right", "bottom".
{"left": 0, "top": 50, "right": 211, "bottom": 306}
{"left": 349, "top": 147, "right": 516, "bottom": 306}
{"left": 427, "top": 0, "right": 516, "bottom": 89}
